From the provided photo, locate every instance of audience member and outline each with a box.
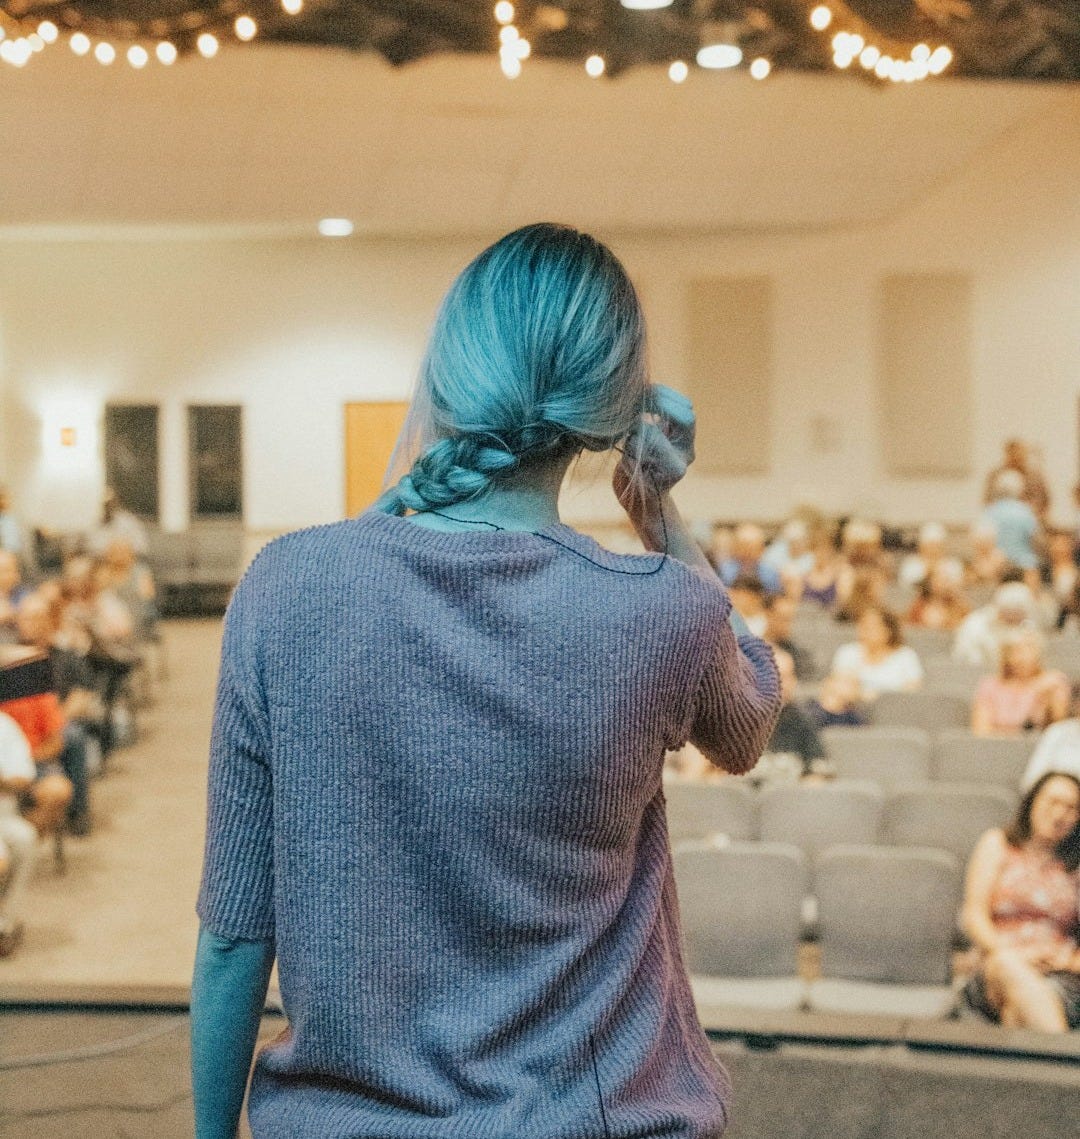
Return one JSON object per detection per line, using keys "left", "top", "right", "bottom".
{"left": 980, "top": 469, "right": 1041, "bottom": 589}
{"left": 953, "top": 582, "right": 1040, "bottom": 668}
{"left": 971, "top": 630, "right": 1069, "bottom": 737}
{"left": 0, "top": 550, "right": 29, "bottom": 644}
{"left": 15, "top": 594, "right": 97, "bottom": 834}
{"left": 0, "top": 488, "right": 22, "bottom": 559}
{"left": 717, "top": 524, "right": 782, "bottom": 596}
{"left": 898, "top": 522, "right": 959, "bottom": 590}
{"left": 906, "top": 561, "right": 971, "bottom": 631}
{"left": 966, "top": 521, "right": 1008, "bottom": 589}
{"left": 763, "top": 593, "right": 815, "bottom": 681}
{"left": 87, "top": 488, "right": 148, "bottom": 559}
{"left": 984, "top": 438, "right": 1051, "bottom": 522}
{"left": 705, "top": 524, "right": 733, "bottom": 573}
{"left": 764, "top": 650, "right": 826, "bottom": 775}
{"left": 728, "top": 575, "right": 768, "bottom": 638}
{"left": 834, "top": 567, "right": 887, "bottom": 623}
{"left": 0, "top": 710, "right": 38, "bottom": 958}
{"left": 799, "top": 529, "right": 841, "bottom": 609}
{"left": 1044, "top": 531, "right": 1078, "bottom": 615}
{"left": 830, "top": 605, "right": 924, "bottom": 698}
{"left": 762, "top": 519, "right": 814, "bottom": 580}
{"left": 1022, "top": 687, "right": 1080, "bottom": 790}
{"left": 805, "top": 673, "right": 868, "bottom": 729}
{"left": 961, "top": 772, "right": 1080, "bottom": 1032}
{"left": 98, "top": 539, "right": 157, "bottom": 644}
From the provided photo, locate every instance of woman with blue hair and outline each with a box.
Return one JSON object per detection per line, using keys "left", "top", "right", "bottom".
{"left": 192, "top": 222, "right": 780, "bottom": 1138}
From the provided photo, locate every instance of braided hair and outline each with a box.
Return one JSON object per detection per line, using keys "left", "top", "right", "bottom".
{"left": 376, "top": 223, "right": 647, "bottom": 516}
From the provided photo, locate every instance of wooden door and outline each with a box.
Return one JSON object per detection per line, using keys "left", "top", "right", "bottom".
{"left": 344, "top": 401, "right": 411, "bottom": 517}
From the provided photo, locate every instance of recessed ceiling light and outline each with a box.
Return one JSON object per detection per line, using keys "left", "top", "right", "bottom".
{"left": 696, "top": 43, "right": 742, "bottom": 70}
{"left": 318, "top": 218, "right": 354, "bottom": 237}
{"left": 621, "top": 0, "right": 675, "bottom": 9}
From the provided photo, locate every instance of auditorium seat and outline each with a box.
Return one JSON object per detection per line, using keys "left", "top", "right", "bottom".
{"left": 902, "top": 627, "right": 954, "bottom": 659}
{"left": 674, "top": 842, "right": 808, "bottom": 1012}
{"left": 809, "top": 846, "right": 960, "bottom": 1018}
{"left": 921, "top": 658, "right": 986, "bottom": 695}
{"left": 870, "top": 689, "right": 970, "bottom": 733}
{"left": 758, "top": 780, "right": 884, "bottom": 861}
{"left": 664, "top": 779, "right": 758, "bottom": 847}
{"left": 882, "top": 784, "right": 1017, "bottom": 870}
{"left": 931, "top": 729, "right": 1037, "bottom": 788}
{"left": 820, "top": 726, "right": 932, "bottom": 790}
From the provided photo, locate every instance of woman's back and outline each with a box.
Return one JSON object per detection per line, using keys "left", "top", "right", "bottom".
{"left": 197, "top": 510, "right": 779, "bottom": 1139}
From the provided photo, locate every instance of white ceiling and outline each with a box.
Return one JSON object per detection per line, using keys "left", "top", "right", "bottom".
{"left": 0, "top": 43, "right": 1071, "bottom": 237}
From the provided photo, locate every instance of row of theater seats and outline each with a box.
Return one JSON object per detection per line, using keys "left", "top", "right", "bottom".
{"left": 819, "top": 725, "right": 1036, "bottom": 789}
{"left": 676, "top": 842, "right": 960, "bottom": 1018}
{"left": 665, "top": 777, "right": 1013, "bottom": 869}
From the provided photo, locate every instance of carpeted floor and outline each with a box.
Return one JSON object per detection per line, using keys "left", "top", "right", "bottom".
{"left": 0, "top": 619, "right": 222, "bottom": 991}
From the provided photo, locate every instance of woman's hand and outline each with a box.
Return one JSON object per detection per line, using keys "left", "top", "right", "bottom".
{"left": 613, "top": 384, "right": 696, "bottom": 548}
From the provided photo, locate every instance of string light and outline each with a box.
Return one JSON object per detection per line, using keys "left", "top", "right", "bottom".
{"left": 94, "top": 41, "right": 116, "bottom": 65}
{"left": 750, "top": 56, "right": 771, "bottom": 80}
{"left": 127, "top": 44, "right": 148, "bottom": 68}
{"left": 928, "top": 45, "right": 952, "bottom": 74}
{"left": 810, "top": 6, "right": 832, "bottom": 31}
{"left": 197, "top": 32, "right": 219, "bottom": 58}
{"left": 585, "top": 54, "right": 605, "bottom": 77}
{"left": 813, "top": 11, "right": 953, "bottom": 82}
{"left": 37, "top": 21, "right": 58, "bottom": 44}
{"left": 668, "top": 60, "right": 688, "bottom": 83}
{"left": 500, "top": 54, "right": 521, "bottom": 78}
{"left": 281, "top": 0, "right": 303, "bottom": 13}
{"left": 28, "top": 32, "right": 44, "bottom": 52}
{"left": 156, "top": 41, "right": 177, "bottom": 64}
{"left": 235, "top": 16, "right": 258, "bottom": 42}
{"left": 494, "top": 1, "right": 514, "bottom": 23}
{"left": 70, "top": 32, "right": 90, "bottom": 56}
{"left": 859, "top": 45, "right": 880, "bottom": 69}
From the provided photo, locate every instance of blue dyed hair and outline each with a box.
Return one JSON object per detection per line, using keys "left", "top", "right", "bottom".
{"left": 376, "top": 223, "right": 648, "bottom": 515}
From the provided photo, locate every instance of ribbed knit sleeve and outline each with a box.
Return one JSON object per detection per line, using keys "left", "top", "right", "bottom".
{"left": 196, "top": 572, "right": 275, "bottom": 943}
{"left": 685, "top": 573, "right": 782, "bottom": 774}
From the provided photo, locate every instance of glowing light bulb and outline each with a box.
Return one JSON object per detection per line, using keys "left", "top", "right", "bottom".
{"left": 697, "top": 43, "right": 742, "bottom": 69}
{"left": 668, "top": 60, "right": 688, "bottom": 83}
{"left": 810, "top": 6, "right": 832, "bottom": 31}
{"left": 833, "top": 51, "right": 853, "bottom": 69}
{"left": 37, "top": 21, "right": 59, "bottom": 44}
{"left": 911, "top": 43, "right": 930, "bottom": 63}
{"left": 197, "top": 32, "right": 219, "bottom": 58}
{"left": 318, "top": 218, "right": 353, "bottom": 237}
{"left": 848, "top": 34, "right": 864, "bottom": 54}
{"left": 928, "top": 45, "right": 952, "bottom": 74}
{"left": 494, "top": 1, "right": 514, "bottom": 23}
{"left": 94, "top": 41, "right": 116, "bottom": 65}
{"left": 859, "top": 45, "right": 880, "bottom": 69}
{"left": 499, "top": 25, "right": 519, "bottom": 45}
{"left": 515, "top": 37, "right": 530, "bottom": 59}
{"left": 832, "top": 32, "right": 850, "bottom": 52}
{"left": 874, "top": 54, "right": 891, "bottom": 79}
{"left": 500, "top": 54, "right": 521, "bottom": 78}
{"left": 282, "top": 0, "right": 303, "bottom": 13}
{"left": 28, "top": 33, "right": 44, "bottom": 52}
{"left": 235, "top": 16, "right": 257, "bottom": 41}
{"left": 621, "top": 0, "right": 675, "bottom": 7}
{"left": 156, "top": 40, "right": 177, "bottom": 64}
{"left": 750, "top": 56, "right": 771, "bottom": 80}
{"left": 127, "top": 44, "right": 148, "bottom": 68}
{"left": 70, "top": 32, "right": 91, "bottom": 56}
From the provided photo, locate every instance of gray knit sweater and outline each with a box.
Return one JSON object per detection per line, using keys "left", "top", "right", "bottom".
{"left": 196, "top": 509, "right": 780, "bottom": 1139}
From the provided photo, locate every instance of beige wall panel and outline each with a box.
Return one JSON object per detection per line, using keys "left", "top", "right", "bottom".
{"left": 879, "top": 274, "right": 973, "bottom": 478}
{"left": 685, "top": 278, "right": 773, "bottom": 475}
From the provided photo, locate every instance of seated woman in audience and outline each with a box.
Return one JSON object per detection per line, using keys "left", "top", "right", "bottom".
{"left": 765, "top": 650, "right": 826, "bottom": 776}
{"left": 834, "top": 566, "right": 888, "bottom": 624}
{"left": 966, "top": 521, "right": 1008, "bottom": 590}
{"left": 0, "top": 681, "right": 74, "bottom": 841}
{"left": 906, "top": 560, "right": 971, "bottom": 631}
{"left": 98, "top": 539, "right": 157, "bottom": 644}
{"left": 830, "top": 605, "right": 924, "bottom": 698}
{"left": 970, "top": 629, "right": 1069, "bottom": 737}
{"left": 835, "top": 520, "right": 892, "bottom": 610}
{"left": 799, "top": 528, "right": 841, "bottom": 609}
{"left": 0, "top": 710, "right": 38, "bottom": 958}
{"left": 1022, "top": 685, "right": 1080, "bottom": 790}
{"left": 806, "top": 672, "right": 869, "bottom": 729}
{"left": 961, "top": 772, "right": 1080, "bottom": 1032}
{"left": 898, "top": 522, "right": 953, "bottom": 590}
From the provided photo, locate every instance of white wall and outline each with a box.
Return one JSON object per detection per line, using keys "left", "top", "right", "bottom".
{"left": 2, "top": 91, "right": 1078, "bottom": 535}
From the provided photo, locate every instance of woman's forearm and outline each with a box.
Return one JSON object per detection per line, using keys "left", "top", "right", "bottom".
{"left": 191, "top": 925, "right": 276, "bottom": 1139}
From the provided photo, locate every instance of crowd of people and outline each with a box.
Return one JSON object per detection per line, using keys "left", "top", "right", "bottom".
{"left": 671, "top": 438, "right": 1080, "bottom": 1033}
{"left": 0, "top": 488, "right": 157, "bottom": 958}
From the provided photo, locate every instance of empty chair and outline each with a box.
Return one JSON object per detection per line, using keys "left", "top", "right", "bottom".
{"left": 663, "top": 780, "right": 758, "bottom": 847}
{"left": 882, "top": 783, "right": 1017, "bottom": 869}
{"left": 1044, "top": 637, "right": 1080, "bottom": 676}
{"left": 932, "top": 729, "right": 1037, "bottom": 789}
{"left": 820, "top": 726, "right": 931, "bottom": 790}
{"left": 870, "top": 689, "right": 970, "bottom": 733}
{"left": 921, "top": 658, "right": 986, "bottom": 696}
{"left": 809, "top": 845, "right": 960, "bottom": 1018}
{"left": 674, "top": 842, "right": 808, "bottom": 1012}
{"left": 902, "top": 627, "right": 955, "bottom": 659}
{"left": 758, "top": 779, "right": 884, "bottom": 862}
